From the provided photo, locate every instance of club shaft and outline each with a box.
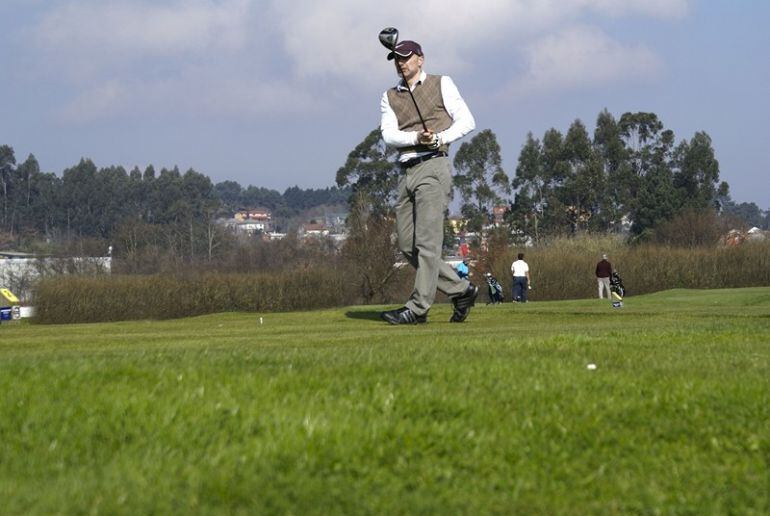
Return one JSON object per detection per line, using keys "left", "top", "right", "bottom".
{"left": 395, "top": 62, "right": 429, "bottom": 132}
{"left": 381, "top": 28, "right": 428, "bottom": 133}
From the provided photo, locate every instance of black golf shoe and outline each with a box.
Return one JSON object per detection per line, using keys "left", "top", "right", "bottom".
{"left": 380, "top": 307, "right": 427, "bottom": 325}
{"left": 450, "top": 283, "right": 478, "bottom": 323}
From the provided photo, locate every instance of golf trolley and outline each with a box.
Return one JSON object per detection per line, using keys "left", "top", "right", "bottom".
{"left": 484, "top": 273, "right": 505, "bottom": 305}
{"left": 610, "top": 271, "right": 626, "bottom": 308}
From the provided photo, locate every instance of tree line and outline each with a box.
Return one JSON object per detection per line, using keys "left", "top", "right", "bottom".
{"left": 0, "top": 145, "right": 349, "bottom": 255}
{"left": 2, "top": 108, "right": 766, "bottom": 262}
{"left": 337, "top": 110, "right": 769, "bottom": 245}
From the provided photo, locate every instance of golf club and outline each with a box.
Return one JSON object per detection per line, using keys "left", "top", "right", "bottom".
{"left": 378, "top": 27, "right": 429, "bottom": 133}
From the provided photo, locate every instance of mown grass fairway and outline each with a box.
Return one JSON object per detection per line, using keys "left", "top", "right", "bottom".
{"left": 1, "top": 288, "right": 768, "bottom": 514}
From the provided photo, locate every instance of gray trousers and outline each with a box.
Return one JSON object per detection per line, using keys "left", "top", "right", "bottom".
{"left": 395, "top": 157, "right": 468, "bottom": 315}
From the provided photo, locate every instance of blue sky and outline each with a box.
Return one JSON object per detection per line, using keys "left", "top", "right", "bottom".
{"left": 1, "top": 0, "right": 768, "bottom": 208}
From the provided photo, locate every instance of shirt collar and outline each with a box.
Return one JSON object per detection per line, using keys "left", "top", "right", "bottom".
{"left": 396, "top": 70, "right": 427, "bottom": 91}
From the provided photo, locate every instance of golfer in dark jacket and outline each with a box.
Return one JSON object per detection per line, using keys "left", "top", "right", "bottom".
{"left": 596, "top": 254, "right": 613, "bottom": 299}
{"left": 378, "top": 39, "right": 477, "bottom": 324}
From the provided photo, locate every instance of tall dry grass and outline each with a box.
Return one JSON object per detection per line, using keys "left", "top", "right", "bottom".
{"left": 31, "top": 236, "right": 769, "bottom": 323}
{"left": 34, "top": 268, "right": 354, "bottom": 324}
{"left": 485, "top": 236, "right": 770, "bottom": 300}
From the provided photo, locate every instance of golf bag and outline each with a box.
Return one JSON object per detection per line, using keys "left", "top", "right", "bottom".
{"left": 485, "top": 273, "right": 505, "bottom": 304}
{"left": 610, "top": 271, "right": 625, "bottom": 308}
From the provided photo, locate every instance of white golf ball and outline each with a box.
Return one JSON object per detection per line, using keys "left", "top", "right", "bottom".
{"left": 586, "top": 363, "right": 597, "bottom": 370}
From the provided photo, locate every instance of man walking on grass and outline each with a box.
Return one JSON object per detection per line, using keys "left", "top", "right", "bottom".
{"left": 511, "top": 253, "right": 531, "bottom": 303}
{"left": 378, "top": 38, "right": 477, "bottom": 324}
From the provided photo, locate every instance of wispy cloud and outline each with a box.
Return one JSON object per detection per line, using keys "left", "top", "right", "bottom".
{"left": 505, "top": 25, "right": 662, "bottom": 97}
{"left": 56, "top": 72, "right": 322, "bottom": 124}
{"left": 579, "top": 0, "right": 689, "bottom": 19}
{"left": 23, "top": 0, "right": 687, "bottom": 122}
{"left": 35, "top": 0, "right": 251, "bottom": 60}
{"left": 270, "top": 0, "right": 688, "bottom": 77}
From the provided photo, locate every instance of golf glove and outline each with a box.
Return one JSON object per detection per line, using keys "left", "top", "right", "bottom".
{"left": 427, "top": 133, "right": 441, "bottom": 150}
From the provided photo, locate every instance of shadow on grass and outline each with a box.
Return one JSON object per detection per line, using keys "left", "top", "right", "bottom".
{"left": 344, "top": 310, "right": 383, "bottom": 322}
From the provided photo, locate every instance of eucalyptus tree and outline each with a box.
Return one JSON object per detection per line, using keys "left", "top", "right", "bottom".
{"left": 96, "top": 165, "right": 130, "bottom": 238}
{"left": 618, "top": 112, "right": 664, "bottom": 169}
{"left": 672, "top": 131, "right": 722, "bottom": 211}
{"left": 511, "top": 133, "right": 544, "bottom": 240}
{"left": 593, "top": 110, "right": 631, "bottom": 229}
{"left": 60, "top": 159, "right": 101, "bottom": 237}
{"left": 336, "top": 128, "right": 400, "bottom": 215}
{"left": 214, "top": 180, "right": 243, "bottom": 213}
{"left": 538, "top": 128, "right": 571, "bottom": 233}
{"left": 0, "top": 145, "right": 16, "bottom": 230}
{"left": 631, "top": 162, "right": 678, "bottom": 237}
{"left": 560, "top": 119, "right": 604, "bottom": 232}
{"left": 151, "top": 167, "right": 183, "bottom": 225}
{"left": 180, "top": 168, "right": 219, "bottom": 260}
{"left": 5, "top": 154, "right": 40, "bottom": 237}
{"left": 336, "top": 129, "right": 401, "bottom": 303}
{"left": 452, "top": 129, "right": 510, "bottom": 233}
{"left": 240, "top": 186, "right": 284, "bottom": 214}
{"left": 126, "top": 166, "right": 145, "bottom": 221}
{"left": 722, "top": 200, "right": 767, "bottom": 229}
{"left": 30, "top": 169, "right": 61, "bottom": 238}
{"left": 617, "top": 112, "right": 666, "bottom": 201}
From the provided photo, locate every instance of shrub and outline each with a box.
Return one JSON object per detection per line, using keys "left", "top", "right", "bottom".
{"left": 485, "top": 235, "right": 770, "bottom": 301}
{"left": 29, "top": 235, "right": 770, "bottom": 323}
{"left": 33, "top": 268, "right": 356, "bottom": 324}
{"left": 650, "top": 209, "right": 728, "bottom": 247}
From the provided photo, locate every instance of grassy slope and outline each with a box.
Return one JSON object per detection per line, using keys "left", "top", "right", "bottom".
{"left": 0, "top": 288, "right": 768, "bottom": 514}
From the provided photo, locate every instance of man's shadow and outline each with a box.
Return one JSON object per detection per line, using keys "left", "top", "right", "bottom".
{"left": 344, "top": 310, "right": 383, "bottom": 322}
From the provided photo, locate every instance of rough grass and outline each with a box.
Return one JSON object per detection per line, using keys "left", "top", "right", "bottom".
{"left": 32, "top": 268, "right": 355, "bottom": 324}
{"left": 487, "top": 238, "right": 770, "bottom": 301}
{"left": 0, "top": 288, "right": 768, "bottom": 514}
{"left": 31, "top": 239, "right": 770, "bottom": 323}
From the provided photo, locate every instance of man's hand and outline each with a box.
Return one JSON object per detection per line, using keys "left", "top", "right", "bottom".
{"left": 418, "top": 131, "right": 441, "bottom": 150}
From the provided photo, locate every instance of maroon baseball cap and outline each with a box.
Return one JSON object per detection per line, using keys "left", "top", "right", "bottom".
{"left": 387, "top": 40, "right": 423, "bottom": 60}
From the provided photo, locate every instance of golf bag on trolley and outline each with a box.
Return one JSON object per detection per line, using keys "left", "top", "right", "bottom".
{"left": 610, "top": 271, "right": 626, "bottom": 308}
{"left": 484, "top": 273, "right": 505, "bottom": 304}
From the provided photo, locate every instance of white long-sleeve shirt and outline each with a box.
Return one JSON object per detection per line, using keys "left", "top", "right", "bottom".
{"left": 380, "top": 71, "right": 475, "bottom": 162}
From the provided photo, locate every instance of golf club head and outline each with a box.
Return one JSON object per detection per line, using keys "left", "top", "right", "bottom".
{"left": 378, "top": 27, "right": 398, "bottom": 50}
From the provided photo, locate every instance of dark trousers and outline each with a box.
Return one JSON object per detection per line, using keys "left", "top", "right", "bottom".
{"left": 512, "top": 276, "right": 528, "bottom": 302}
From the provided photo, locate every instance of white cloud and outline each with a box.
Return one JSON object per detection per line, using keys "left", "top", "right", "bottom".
{"left": 269, "top": 0, "right": 687, "bottom": 82}
{"left": 57, "top": 81, "right": 130, "bottom": 122}
{"left": 25, "top": 0, "right": 685, "bottom": 121}
{"left": 36, "top": 0, "right": 251, "bottom": 59}
{"left": 505, "top": 25, "right": 662, "bottom": 97}
{"left": 271, "top": 1, "right": 519, "bottom": 79}
{"left": 56, "top": 72, "right": 322, "bottom": 124}
{"left": 578, "top": 0, "right": 689, "bottom": 19}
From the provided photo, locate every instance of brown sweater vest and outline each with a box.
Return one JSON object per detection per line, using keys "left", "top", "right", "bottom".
{"left": 387, "top": 74, "right": 452, "bottom": 154}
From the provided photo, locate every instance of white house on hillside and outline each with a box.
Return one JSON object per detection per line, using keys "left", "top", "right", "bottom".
{"left": 224, "top": 208, "right": 273, "bottom": 235}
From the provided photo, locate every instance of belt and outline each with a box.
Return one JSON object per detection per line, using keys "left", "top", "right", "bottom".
{"left": 399, "top": 151, "right": 447, "bottom": 169}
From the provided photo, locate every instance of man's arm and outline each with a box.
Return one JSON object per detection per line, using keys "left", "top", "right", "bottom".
{"left": 380, "top": 91, "right": 419, "bottom": 148}
{"left": 437, "top": 76, "right": 475, "bottom": 145}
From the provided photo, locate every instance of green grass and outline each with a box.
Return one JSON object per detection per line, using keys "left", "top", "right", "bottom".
{"left": 1, "top": 288, "right": 768, "bottom": 514}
